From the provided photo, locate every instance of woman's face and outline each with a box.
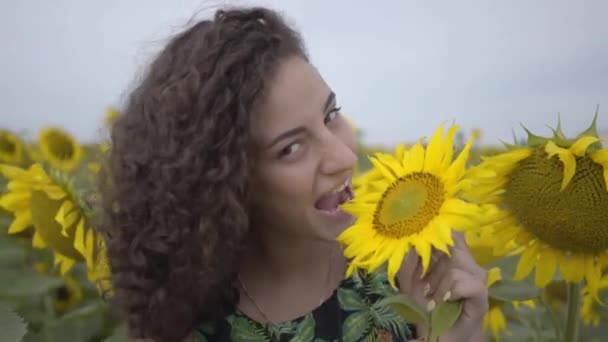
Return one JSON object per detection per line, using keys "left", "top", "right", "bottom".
{"left": 249, "top": 56, "right": 357, "bottom": 241}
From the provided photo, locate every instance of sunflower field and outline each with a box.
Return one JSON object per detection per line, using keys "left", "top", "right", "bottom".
{"left": 1, "top": 108, "right": 608, "bottom": 342}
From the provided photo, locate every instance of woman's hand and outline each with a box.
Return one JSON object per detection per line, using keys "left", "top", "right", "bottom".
{"left": 397, "top": 231, "right": 489, "bottom": 342}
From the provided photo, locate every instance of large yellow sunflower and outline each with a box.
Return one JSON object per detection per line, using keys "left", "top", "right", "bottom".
{"left": 0, "top": 163, "right": 107, "bottom": 286}
{"left": 38, "top": 127, "right": 83, "bottom": 171}
{"left": 465, "top": 116, "right": 608, "bottom": 295}
{"left": 0, "top": 129, "right": 25, "bottom": 165}
{"left": 338, "top": 124, "right": 482, "bottom": 287}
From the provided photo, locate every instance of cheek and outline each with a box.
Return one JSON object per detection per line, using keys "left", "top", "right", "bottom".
{"left": 252, "top": 164, "right": 315, "bottom": 210}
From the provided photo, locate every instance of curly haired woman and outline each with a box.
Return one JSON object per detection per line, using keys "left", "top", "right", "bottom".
{"left": 99, "top": 6, "right": 488, "bottom": 342}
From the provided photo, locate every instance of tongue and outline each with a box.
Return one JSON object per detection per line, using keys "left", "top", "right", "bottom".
{"left": 315, "top": 189, "right": 348, "bottom": 211}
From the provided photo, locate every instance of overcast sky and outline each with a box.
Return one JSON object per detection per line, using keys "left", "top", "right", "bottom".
{"left": 1, "top": 0, "right": 607, "bottom": 146}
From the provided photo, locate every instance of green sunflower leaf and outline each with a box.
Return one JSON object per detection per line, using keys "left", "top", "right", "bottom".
{"left": 429, "top": 300, "right": 463, "bottom": 342}
{"left": 0, "top": 302, "right": 28, "bottom": 342}
{"left": 378, "top": 294, "right": 428, "bottom": 325}
{"left": 489, "top": 279, "right": 541, "bottom": 302}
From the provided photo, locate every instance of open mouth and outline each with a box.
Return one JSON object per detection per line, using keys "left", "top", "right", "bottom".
{"left": 314, "top": 178, "right": 355, "bottom": 213}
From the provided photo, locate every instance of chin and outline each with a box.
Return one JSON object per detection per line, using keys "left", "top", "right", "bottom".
{"left": 313, "top": 211, "right": 356, "bottom": 241}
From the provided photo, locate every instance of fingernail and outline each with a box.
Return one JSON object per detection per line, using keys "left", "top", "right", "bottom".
{"left": 443, "top": 290, "right": 451, "bottom": 302}
{"left": 423, "top": 283, "right": 431, "bottom": 297}
{"left": 426, "top": 299, "right": 436, "bottom": 312}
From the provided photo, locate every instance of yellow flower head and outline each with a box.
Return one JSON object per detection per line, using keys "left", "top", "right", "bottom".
{"left": 338, "top": 123, "right": 482, "bottom": 287}
{"left": 38, "top": 127, "right": 83, "bottom": 172}
{"left": 465, "top": 114, "right": 608, "bottom": 297}
{"left": 104, "top": 107, "right": 121, "bottom": 127}
{"left": 0, "top": 163, "right": 105, "bottom": 282}
{"left": 0, "top": 129, "right": 25, "bottom": 165}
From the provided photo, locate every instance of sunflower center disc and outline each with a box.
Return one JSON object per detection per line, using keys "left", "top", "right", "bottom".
{"left": 0, "top": 139, "right": 17, "bottom": 154}
{"left": 48, "top": 132, "right": 75, "bottom": 161}
{"left": 373, "top": 172, "right": 445, "bottom": 238}
{"left": 506, "top": 150, "right": 608, "bottom": 253}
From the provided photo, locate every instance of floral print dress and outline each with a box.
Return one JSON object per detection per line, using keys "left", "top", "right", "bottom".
{"left": 194, "top": 266, "right": 416, "bottom": 341}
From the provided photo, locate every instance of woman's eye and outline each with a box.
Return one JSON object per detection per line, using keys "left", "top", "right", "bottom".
{"left": 279, "top": 143, "right": 301, "bottom": 157}
{"left": 324, "top": 106, "right": 342, "bottom": 125}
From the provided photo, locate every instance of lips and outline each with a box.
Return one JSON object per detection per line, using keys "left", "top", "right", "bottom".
{"left": 315, "top": 179, "right": 355, "bottom": 212}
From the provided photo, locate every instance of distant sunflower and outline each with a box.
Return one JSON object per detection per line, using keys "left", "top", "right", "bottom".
{"left": 38, "top": 127, "right": 83, "bottom": 171}
{"left": 104, "top": 107, "right": 121, "bottom": 127}
{"left": 53, "top": 275, "right": 83, "bottom": 314}
{"left": 465, "top": 114, "right": 608, "bottom": 294}
{"left": 0, "top": 163, "right": 105, "bottom": 284}
{"left": 0, "top": 129, "right": 25, "bottom": 165}
{"left": 338, "top": 124, "right": 482, "bottom": 287}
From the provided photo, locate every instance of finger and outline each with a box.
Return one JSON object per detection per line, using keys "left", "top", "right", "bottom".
{"left": 449, "top": 277, "right": 489, "bottom": 322}
{"left": 429, "top": 268, "right": 471, "bottom": 304}
{"left": 452, "top": 230, "right": 468, "bottom": 251}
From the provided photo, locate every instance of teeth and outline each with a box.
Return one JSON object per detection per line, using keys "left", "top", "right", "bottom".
{"left": 331, "top": 179, "right": 349, "bottom": 194}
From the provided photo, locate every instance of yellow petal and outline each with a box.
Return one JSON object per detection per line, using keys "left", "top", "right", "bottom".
{"left": 370, "top": 156, "right": 397, "bottom": 182}
{"left": 545, "top": 141, "right": 576, "bottom": 190}
{"left": 487, "top": 267, "right": 502, "bottom": 287}
{"left": 559, "top": 253, "right": 585, "bottom": 283}
{"left": 375, "top": 153, "right": 406, "bottom": 176}
{"left": 535, "top": 249, "right": 557, "bottom": 287}
{"left": 85, "top": 228, "right": 96, "bottom": 266}
{"left": 441, "top": 125, "right": 459, "bottom": 169}
{"left": 404, "top": 141, "right": 425, "bottom": 172}
{"left": 32, "top": 232, "right": 47, "bottom": 248}
{"left": 0, "top": 192, "right": 30, "bottom": 211}
{"left": 444, "top": 134, "right": 475, "bottom": 184}
{"left": 514, "top": 242, "right": 538, "bottom": 281}
{"left": 73, "top": 218, "right": 86, "bottom": 256}
{"left": 7, "top": 211, "right": 31, "bottom": 234}
{"left": 0, "top": 164, "right": 26, "bottom": 180}
{"left": 423, "top": 123, "right": 446, "bottom": 173}
{"left": 387, "top": 242, "right": 408, "bottom": 288}
{"left": 570, "top": 136, "right": 600, "bottom": 156}
{"left": 415, "top": 238, "right": 432, "bottom": 275}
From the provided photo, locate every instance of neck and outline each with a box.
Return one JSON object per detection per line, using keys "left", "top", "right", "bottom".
{"left": 243, "top": 228, "right": 339, "bottom": 283}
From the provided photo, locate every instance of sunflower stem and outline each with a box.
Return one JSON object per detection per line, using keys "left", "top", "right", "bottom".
{"left": 564, "top": 282, "right": 581, "bottom": 342}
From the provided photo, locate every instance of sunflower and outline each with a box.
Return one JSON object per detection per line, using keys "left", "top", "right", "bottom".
{"left": 32, "top": 263, "right": 83, "bottom": 313}
{"left": 338, "top": 124, "right": 482, "bottom": 287}
{"left": 581, "top": 276, "right": 608, "bottom": 326}
{"left": 38, "top": 127, "right": 83, "bottom": 171}
{"left": 0, "top": 129, "right": 25, "bottom": 165}
{"left": 104, "top": 107, "right": 121, "bottom": 127}
{"left": 464, "top": 115, "right": 608, "bottom": 295}
{"left": 0, "top": 163, "right": 105, "bottom": 285}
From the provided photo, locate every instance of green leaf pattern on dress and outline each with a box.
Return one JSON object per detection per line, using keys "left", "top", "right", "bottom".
{"left": 196, "top": 265, "right": 413, "bottom": 341}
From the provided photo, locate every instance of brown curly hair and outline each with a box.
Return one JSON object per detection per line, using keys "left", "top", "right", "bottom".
{"left": 99, "top": 7, "right": 307, "bottom": 341}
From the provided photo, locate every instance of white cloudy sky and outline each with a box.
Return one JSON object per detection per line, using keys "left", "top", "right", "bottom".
{"left": 1, "top": 0, "right": 607, "bottom": 146}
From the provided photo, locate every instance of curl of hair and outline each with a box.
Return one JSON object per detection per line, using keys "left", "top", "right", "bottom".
{"left": 98, "top": 7, "right": 307, "bottom": 341}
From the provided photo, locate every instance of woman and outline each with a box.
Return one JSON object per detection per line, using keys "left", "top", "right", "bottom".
{"left": 100, "top": 6, "right": 488, "bottom": 342}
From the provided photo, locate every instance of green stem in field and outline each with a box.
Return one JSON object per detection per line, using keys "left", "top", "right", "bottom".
{"left": 540, "top": 295, "right": 562, "bottom": 340}
{"left": 564, "top": 282, "right": 581, "bottom": 342}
